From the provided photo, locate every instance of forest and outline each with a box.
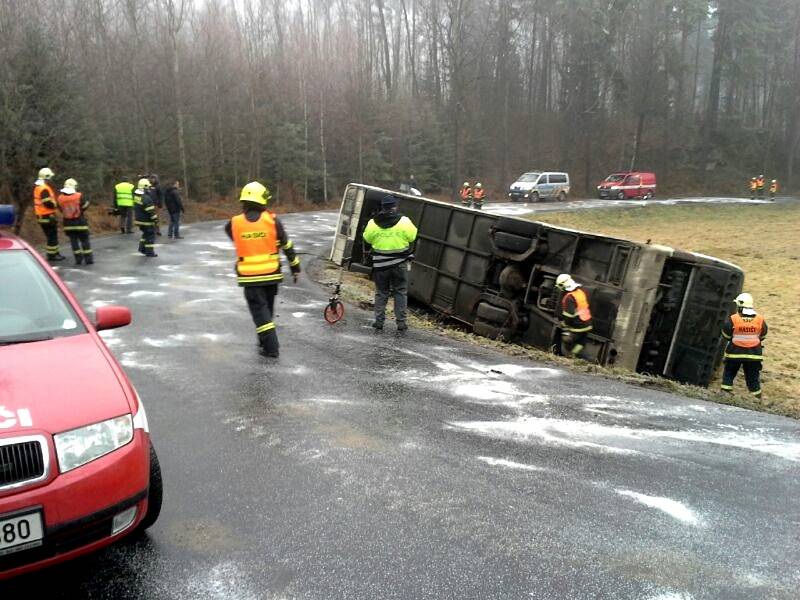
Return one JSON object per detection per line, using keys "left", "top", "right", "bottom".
{"left": 1, "top": 0, "right": 798, "bottom": 222}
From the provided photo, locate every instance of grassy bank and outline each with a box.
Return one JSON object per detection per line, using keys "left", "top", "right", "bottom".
{"left": 529, "top": 202, "right": 799, "bottom": 417}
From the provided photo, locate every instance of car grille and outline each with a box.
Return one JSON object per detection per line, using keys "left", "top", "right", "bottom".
{"left": 0, "top": 440, "right": 45, "bottom": 488}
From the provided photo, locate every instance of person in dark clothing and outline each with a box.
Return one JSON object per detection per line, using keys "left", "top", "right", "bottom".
{"left": 165, "top": 180, "right": 185, "bottom": 239}
{"left": 57, "top": 178, "right": 93, "bottom": 265}
{"left": 224, "top": 182, "right": 301, "bottom": 358}
{"left": 362, "top": 195, "right": 418, "bottom": 331}
{"left": 149, "top": 174, "right": 165, "bottom": 236}
{"left": 134, "top": 178, "right": 158, "bottom": 257}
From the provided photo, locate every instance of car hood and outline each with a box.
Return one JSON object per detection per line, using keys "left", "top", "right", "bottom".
{"left": 510, "top": 181, "right": 537, "bottom": 190}
{"left": 0, "top": 334, "right": 131, "bottom": 435}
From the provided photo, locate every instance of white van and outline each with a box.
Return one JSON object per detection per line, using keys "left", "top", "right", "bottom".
{"left": 508, "top": 171, "right": 570, "bottom": 202}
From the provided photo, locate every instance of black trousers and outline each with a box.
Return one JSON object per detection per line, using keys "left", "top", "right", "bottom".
{"left": 118, "top": 206, "right": 133, "bottom": 232}
{"left": 66, "top": 231, "right": 92, "bottom": 264}
{"left": 39, "top": 216, "right": 60, "bottom": 258}
{"left": 244, "top": 285, "right": 279, "bottom": 355}
{"left": 561, "top": 330, "right": 589, "bottom": 358}
{"left": 722, "top": 360, "right": 762, "bottom": 396}
{"left": 138, "top": 225, "right": 156, "bottom": 256}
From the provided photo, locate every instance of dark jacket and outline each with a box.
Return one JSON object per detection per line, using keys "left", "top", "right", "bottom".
{"left": 134, "top": 189, "right": 158, "bottom": 225}
{"left": 150, "top": 183, "right": 165, "bottom": 208}
{"left": 224, "top": 207, "right": 301, "bottom": 287}
{"left": 165, "top": 186, "right": 184, "bottom": 214}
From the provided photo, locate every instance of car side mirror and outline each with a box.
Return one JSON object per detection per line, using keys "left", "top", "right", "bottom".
{"left": 95, "top": 306, "right": 132, "bottom": 331}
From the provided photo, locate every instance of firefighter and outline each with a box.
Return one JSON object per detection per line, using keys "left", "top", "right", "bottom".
{"left": 225, "top": 182, "right": 301, "bottom": 358}
{"left": 33, "top": 167, "right": 65, "bottom": 262}
{"left": 473, "top": 182, "right": 486, "bottom": 209}
{"left": 769, "top": 179, "right": 778, "bottom": 200}
{"left": 555, "top": 273, "right": 592, "bottom": 358}
{"left": 57, "top": 178, "right": 93, "bottom": 265}
{"left": 749, "top": 177, "right": 757, "bottom": 200}
{"left": 114, "top": 179, "right": 135, "bottom": 233}
{"left": 149, "top": 173, "right": 165, "bottom": 236}
{"left": 363, "top": 194, "right": 418, "bottom": 332}
{"left": 756, "top": 174, "right": 765, "bottom": 198}
{"left": 460, "top": 181, "right": 472, "bottom": 207}
{"left": 720, "top": 293, "right": 767, "bottom": 398}
{"left": 134, "top": 177, "right": 158, "bottom": 257}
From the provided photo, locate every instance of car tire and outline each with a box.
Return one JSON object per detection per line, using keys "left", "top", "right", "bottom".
{"left": 137, "top": 443, "right": 163, "bottom": 532}
{"left": 644, "top": 191, "right": 653, "bottom": 199}
{"left": 531, "top": 192, "right": 539, "bottom": 202}
{"left": 476, "top": 301, "right": 511, "bottom": 324}
{"left": 558, "top": 191, "right": 567, "bottom": 202}
{"left": 493, "top": 231, "right": 533, "bottom": 253}
{"left": 616, "top": 191, "right": 625, "bottom": 200}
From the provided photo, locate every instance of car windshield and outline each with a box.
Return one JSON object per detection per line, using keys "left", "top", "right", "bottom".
{"left": 605, "top": 174, "right": 626, "bottom": 183}
{"left": 0, "top": 251, "right": 86, "bottom": 343}
{"left": 517, "top": 172, "right": 541, "bottom": 182}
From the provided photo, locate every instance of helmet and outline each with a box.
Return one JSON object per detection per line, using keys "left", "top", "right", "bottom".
{"left": 38, "top": 167, "right": 54, "bottom": 180}
{"left": 555, "top": 273, "right": 578, "bottom": 291}
{"left": 772, "top": 179, "right": 777, "bottom": 183}
{"left": 137, "top": 178, "right": 152, "bottom": 189}
{"left": 734, "top": 293, "right": 754, "bottom": 309}
{"left": 463, "top": 181, "right": 470, "bottom": 187}
{"left": 63, "top": 178, "right": 78, "bottom": 189}
{"left": 239, "top": 181, "right": 271, "bottom": 205}
{"left": 475, "top": 182, "right": 483, "bottom": 189}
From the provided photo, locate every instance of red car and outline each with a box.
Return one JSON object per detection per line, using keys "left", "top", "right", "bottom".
{"left": 0, "top": 206, "right": 162, "bottom": 579}
{"left": 597, "top": 171, "right": 657, "bottom": 200}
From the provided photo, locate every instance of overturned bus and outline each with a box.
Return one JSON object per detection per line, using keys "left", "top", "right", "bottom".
{"left": 330, "top": 184, "right": 744, "bottom": 387}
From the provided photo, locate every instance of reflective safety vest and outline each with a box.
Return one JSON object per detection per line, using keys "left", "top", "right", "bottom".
{"left": 231, "top": 212, "right": 281, "bottom": 284}
{"left": 460, "top": 187, "right": 472, "bottom": 200}
{"left": 115, "top": 182, "right": 135, "bottom": 207}
{"left": 756, "top": 177, "right": 765, "bottom": 189}
{"left": 57, "top": 192, "right": 83, "bottom": 220}
{"left": 769, "top": 181, "right": 778, "bottom": 193}
{"left": 724, "top": 313, "right": 766, "bottom": 360}
{"left": 34, "top": 182, "right": 57, "bottom": 217}
{"left": 473, "top": 188, "right": 485, "bottom": 201}
{"left": 562, "top": 287, "right": 593, "bottom": 332}
{"left": 749, "top": 180, "right": 758, "bottom": 191}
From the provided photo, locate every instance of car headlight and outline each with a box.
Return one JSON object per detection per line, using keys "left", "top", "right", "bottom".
{"left": 524, "top": 193, "right": 529, "bottom": 198}
{"left": 55, "top": 415, "right": 133, "bottom": 473}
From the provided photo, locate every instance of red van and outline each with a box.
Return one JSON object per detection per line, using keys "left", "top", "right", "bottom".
{"left": 597, "top": 172, "right": 656, "bottom": 200}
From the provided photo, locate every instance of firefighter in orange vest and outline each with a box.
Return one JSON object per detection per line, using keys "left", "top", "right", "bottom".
{"left": 33, "top": 167, "right": 65, "bottom": 261}
{"left": 555, "top": 273, "right": 592, "bottom": 358}
{"left": 769, "top": 179, "right": 778, "bottom": 200}
{"left": 749, "top": 177, "right": 757, "bottom": 200}
{"left": 720, "top": 293, "right": 767, "bottom": 398}
{"left": 224, "top": 182, "right": 301, "bottom": 358}
{"left": 756, "top": 174, "right": 765, "bottom": 198}
{"left": 472, "top": 182, "right": 486, "bottom": 210}
{"left": 459, "top": 181, "right": 472, "bottom": 207}
{"left": 56, "top": 178, "right": 93, "bottom": 265}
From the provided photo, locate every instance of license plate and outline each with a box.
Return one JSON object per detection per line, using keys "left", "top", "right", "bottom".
{"left": 0, "top": 511, "right": 44, "bottom": 556}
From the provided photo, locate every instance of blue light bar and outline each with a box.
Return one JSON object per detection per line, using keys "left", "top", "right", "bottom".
{"left": 0, "top": 204, "right": 15, "bottom": 226}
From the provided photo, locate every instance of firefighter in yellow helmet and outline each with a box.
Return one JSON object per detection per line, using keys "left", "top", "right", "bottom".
{"left": 225, "top": 182, "right": 301, "bottom": 358}
{"left": 720, "top": 293, "right": 768, "bottom": 398}
{"left": 555, "top": 273, "right": 593, "bottom": 358}
{"left": 134, "top": 177, "right": 158, "bottom": 257}
{"left": 33, "top": 167, "right": 66, "bottom": 261}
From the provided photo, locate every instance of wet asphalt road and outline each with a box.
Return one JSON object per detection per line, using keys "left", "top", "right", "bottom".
{"left": 4, "top": 203, "right": 800, "bottom": 599}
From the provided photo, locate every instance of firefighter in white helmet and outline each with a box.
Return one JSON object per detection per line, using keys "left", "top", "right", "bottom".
{"left": 720, "top": 292, "right": 768, "bottom": 398}
{"left": 555, "top": 274, "right": 593, "bottom": 358}
{"left": 33, "top": 167, "right": 66, "bottom": 261}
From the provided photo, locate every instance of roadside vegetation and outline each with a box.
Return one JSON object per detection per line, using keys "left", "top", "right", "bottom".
{"left": 529, "top": 202, "right": 800, "bottom": 417}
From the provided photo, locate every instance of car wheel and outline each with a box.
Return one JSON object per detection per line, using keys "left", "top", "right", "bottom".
{"left": 137, "top": 443, "right": 163, "bottom": 532}
{"left": 531, "top": 192, "right": 540, "bottom": 202}
{"left": 644, "top": 191, "right": 653, "bottom": 199}
{"left": 558, "top": 191, "right": 567, "bottom": 202}
{"left": 616, "top": 191, "right": 625, "bottom": 200}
